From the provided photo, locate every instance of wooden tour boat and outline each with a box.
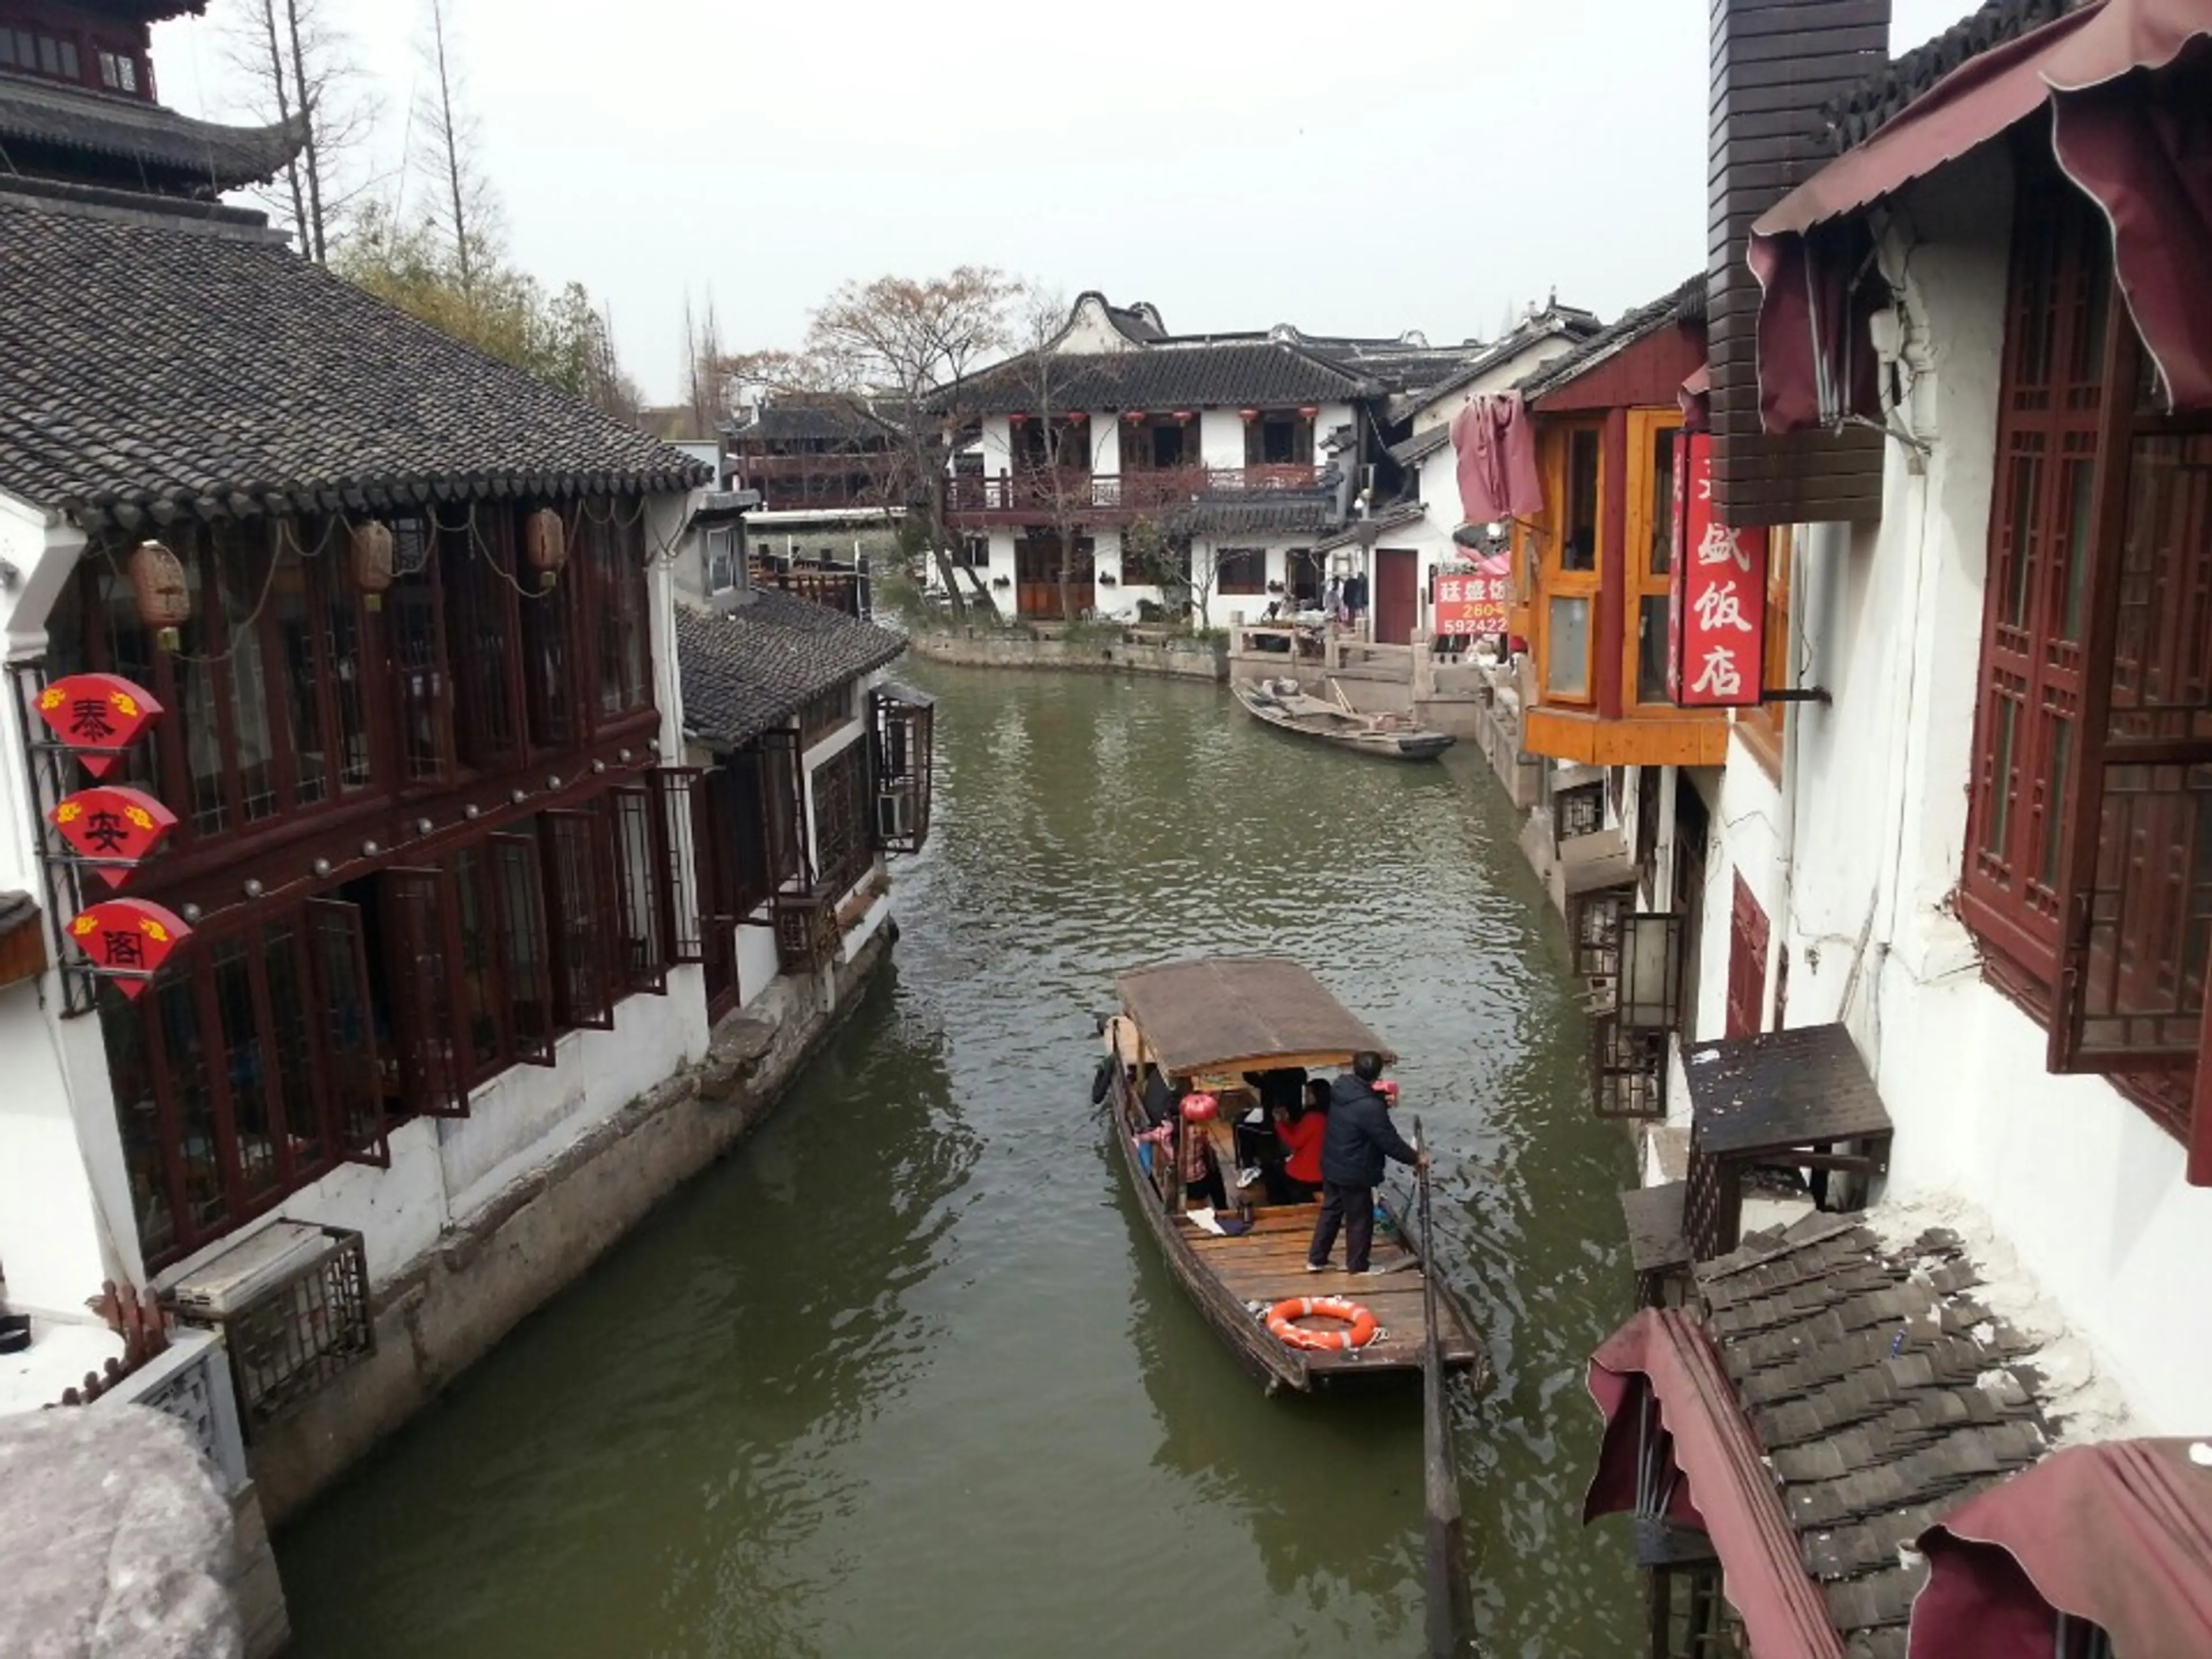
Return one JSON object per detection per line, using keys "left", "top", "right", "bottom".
{"left": 1231, "top": 676, "right": 1456, "bottom": 762}
{"left": 1096, "top": 955, "right": 1483, "bottom": 1392}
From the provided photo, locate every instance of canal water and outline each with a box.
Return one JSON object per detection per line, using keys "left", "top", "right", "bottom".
{"left": 278, "top": 666, "right": 1641, "bottom": 1658}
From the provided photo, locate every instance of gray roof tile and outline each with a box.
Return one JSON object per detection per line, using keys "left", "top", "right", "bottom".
{"left": 0, "top": 75, "right": 304, "bottom": 192}
{"left": 0, "top": 190, "right": 710, "bottom": 520}
{"left": 676, "top": 593, "right": 906, "bottom": 748}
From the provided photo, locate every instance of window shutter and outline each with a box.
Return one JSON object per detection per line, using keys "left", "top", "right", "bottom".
{"left": 302, "top": 897, "right": 390, "bottom": 1165}
{"left": 649, "top": 767, "right": 711, "bottom": 967}
{"left": 488, "top": 830, "right": 556, "bottom": 1065}
{"left": 2048, "top": 320, "right": 2212, "bottom": 1117}
{"left": 541, "top": 806, "right": 616, "bottom": 1031}
{"left": 1725, "top": 874, "right": 1769, "bottom": 1041}
{"left": 612, "top": 783, "right": 669, "bottom": 994}
{"left": 380, "top": 867, "right": 471, "bottom": 1117}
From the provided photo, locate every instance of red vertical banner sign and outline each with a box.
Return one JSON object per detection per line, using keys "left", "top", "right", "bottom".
{"left": 1668, "top": 432, "right": 1768, "bottom": 707}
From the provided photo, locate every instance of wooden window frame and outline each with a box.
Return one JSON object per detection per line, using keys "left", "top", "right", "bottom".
{"left": 808, "top": 734, "right": 876, "bottom": 899}
{"left": 1959, "top": 163, "right": 2114, "bottom": 988}
{"left": 1724, "top": 872, "right": 1770, "bottom": 1041}
{"left": 380, "top": 866, "right": 472, "bottom": 1117}
{"left": 540, "top": 806, "right": 618, "bottom": 1032}
{"left": 1624, "top": 410, "right": 1685, "bottom": 714}
{"left": 1215, "top": 547, "right": 1268, "bottom": 597}
{"left": 611, "top": 782, "right": 672, "bottom": 995}
{"left": 1736, "top": 525, "right": 1796, "bottom": 778}
{"left": 1537, "top": 421, "right": 1606, "bottom": 706}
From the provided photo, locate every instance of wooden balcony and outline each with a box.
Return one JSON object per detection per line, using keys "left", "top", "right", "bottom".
{"left": 750, "top": 562, "right": 866, "bottom": 618}
{"left": 946, "top": 464, "right": 1323, "bottom": 526}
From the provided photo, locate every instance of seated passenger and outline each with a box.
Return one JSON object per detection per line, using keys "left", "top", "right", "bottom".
{"left": 1267, "top": 1078, "right": 1331, "bottom": 1205}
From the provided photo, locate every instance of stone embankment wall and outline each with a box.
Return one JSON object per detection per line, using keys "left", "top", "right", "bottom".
{"left": 906, "top": 624, "right": 1228, "bottom": 682}
{"left": 249, "top": 930, "right": 895, "bottom": 1524}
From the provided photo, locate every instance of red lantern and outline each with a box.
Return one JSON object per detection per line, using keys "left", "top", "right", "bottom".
{"left": 1239, "top": 408, "right": 1259, "bottom": 422}
{"left": 350, "top": 522, "right": 395, "bottom": 611}
{"left": 51, "top": 786, "right": 177, "bottom": 888}
{"left": 35, "top": 674, "right": 164, "bottom": 779}
{"left": 67, "top": 898, "right": 191, "bottom": 998}
{"left": 126, "top": 540, "right": 190, "bottom": 651}
{"left": 1173, "top": 410, "right": 1195, "bottom": 423}
{"left": 1066, "top": 411, "right": 1088, "bottom": 423}
{"left": 1010, "top": 412, "right": 1029, "bottom": 425}
{"left": 525, "top": 509, "right": 567, "bottom": 590}
{"left": 1180, "top": 1092, "right": 1218, "bottom": 1123}
{"left": 1298, "top": 405, "right": 1320, "bottom": 419}
{"left": 1122, "top": 411, "right": 1145, "bottom": 423}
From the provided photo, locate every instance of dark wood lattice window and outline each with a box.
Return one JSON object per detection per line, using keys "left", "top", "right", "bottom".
{"left": 595, "top": 509, "right": 654, "bottom": 718}
{"left": 1960, "top": 160, "right": 2114, "bottom": 983}
{"left": 611, "top": 783, "right": 671, "bottom": 995}
{"left": 809, "top": 736, "right": 876, "bottom": 897}
{"left": 488, "top": 830, "right": 558, "bottom": 1065}
{"left": 380, "top": 867, "right": 470, "bottom": 1117}
{"left": 541, "top": 807, "right": 618, "bottom": 1032}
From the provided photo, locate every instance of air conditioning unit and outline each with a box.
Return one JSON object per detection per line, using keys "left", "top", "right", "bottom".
{"left": 876, "top": 786, "right": 915, "bottom": 842}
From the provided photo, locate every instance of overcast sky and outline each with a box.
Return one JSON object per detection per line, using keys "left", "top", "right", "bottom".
{"left": 152, "top": 0, "right": 1978, "bottom": 403}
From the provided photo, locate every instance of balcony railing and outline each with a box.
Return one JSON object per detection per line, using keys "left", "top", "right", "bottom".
{"left": 946, "top": 464, "right": 1323, "bottom": 518}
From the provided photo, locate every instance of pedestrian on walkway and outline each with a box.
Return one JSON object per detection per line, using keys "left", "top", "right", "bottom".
{"left": 1306, "top": 1051, "right": 1426, "bottom": 1275}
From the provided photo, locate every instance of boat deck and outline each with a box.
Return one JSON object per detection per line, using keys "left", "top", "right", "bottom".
{"left": 1176, "top": 1205, "right": 1483, "bottom": 1376}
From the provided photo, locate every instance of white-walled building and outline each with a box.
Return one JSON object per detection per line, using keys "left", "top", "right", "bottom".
{"left": 940, "top": 292, "right": 1536, "bottom": 641}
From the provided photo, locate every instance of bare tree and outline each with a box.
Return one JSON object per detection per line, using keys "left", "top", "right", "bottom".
{"left": 681, "top": 293, "right": 726, "bottom": 440}
{"left": 1123, "top": 513, "right": 1214, "bottom": 628}
{"left": 224, "top": 0, "right": 375, "bottom": 260}
{"left": 722, "top": 267, "right": 1024, "bottom": 623}
{"left": 415, "top": 0, "right": 498, "bottom": 294}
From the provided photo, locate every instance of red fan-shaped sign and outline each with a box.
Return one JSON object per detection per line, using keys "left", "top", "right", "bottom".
{"left": 50, "top": 786, "right": 178, "bottom": 888}
{"left": 67, "top": 899, "right": 191, "bottom": 998}
{"left": 34, "top": 674, "right": 164, "bottom": 779}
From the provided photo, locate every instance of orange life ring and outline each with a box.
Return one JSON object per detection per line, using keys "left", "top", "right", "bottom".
{"left": 1265, "top": 1296, "right": 1381, "bottom": 1351}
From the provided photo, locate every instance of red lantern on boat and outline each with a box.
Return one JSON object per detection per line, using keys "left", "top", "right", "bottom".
{"left": 1180, "top": 1092, "right": 1218, "bottom": 1123}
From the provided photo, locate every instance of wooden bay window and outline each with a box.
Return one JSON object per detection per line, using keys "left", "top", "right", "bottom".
{"left": 1626, "top": 411, "right": 1683, "bottom": 709}
{"left": 1540, "top": 423, "right": 1605, "bottom": 703}
{"left": 1962, "top": 147, "right": 2212, "bottom": 1163}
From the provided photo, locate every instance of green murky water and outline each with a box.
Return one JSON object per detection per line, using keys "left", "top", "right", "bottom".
{"left": 278, "top": 665, "right": 1639, "bottom": 1658}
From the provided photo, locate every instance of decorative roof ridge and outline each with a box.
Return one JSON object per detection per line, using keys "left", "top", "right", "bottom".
{"left": 1819, "top": 0, "right": 2075, "bottom": 156}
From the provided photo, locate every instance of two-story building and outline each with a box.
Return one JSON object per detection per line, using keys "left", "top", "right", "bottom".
{"left": 1575, "top": 2, "right": 2212, "bottom": 1654}
{"left": 937, "top": 292, "right": 1500, "bottom": 634}
{"left": 0, "top": 0, "right": 930, "bottom": 1562}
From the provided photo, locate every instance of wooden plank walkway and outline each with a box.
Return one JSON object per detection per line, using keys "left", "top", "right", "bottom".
{"left": 1177, "top": 1206, "right": 1482, "bottom": 1376}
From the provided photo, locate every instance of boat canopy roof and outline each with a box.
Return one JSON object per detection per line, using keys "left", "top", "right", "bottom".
{"left": 1115, "top": 956, "right": 1395, "bottom": 1080}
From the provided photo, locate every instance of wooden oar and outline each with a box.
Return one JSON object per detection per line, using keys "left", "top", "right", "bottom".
{"left": 1415, "top": 1118, "right": 1476, "bottom": 1658}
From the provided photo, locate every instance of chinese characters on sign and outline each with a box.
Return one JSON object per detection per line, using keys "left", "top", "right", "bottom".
{"left": 66, "top": 899, "right": 191, "bottom": 998}
{"left": 33, "top": 673, "right": 164, "bottom": 779}
{"left": 1668, "top": 432, "right": 1767, "bottom": 707}
{"left": 1432, "top": 552, "right": 1513, "bottom": 638}
{"left": 50, "top": 786, "right": 178, "bottom": 888}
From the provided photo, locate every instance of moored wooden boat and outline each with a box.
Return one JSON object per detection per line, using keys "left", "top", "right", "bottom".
{"left": 1095, "top": 955, "right": 1483, "bottom": 1392}
{"left": 1232, "top": 676, "right": 1456, "bottom": 762}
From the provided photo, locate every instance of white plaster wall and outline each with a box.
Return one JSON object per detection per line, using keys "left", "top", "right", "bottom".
{"left": 1199, "top": 411, "right": 1245, "bottom": 471}
{"left": 1703, "top": 149, "right": 2212, "bottom": 1432}
{"left": 979, "top": 415, "right": 1015, "bottom": 482}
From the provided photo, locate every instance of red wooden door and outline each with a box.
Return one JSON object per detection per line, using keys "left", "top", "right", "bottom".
{"left": 1374, "top": 548, "right": 1418, "bottom": 645}
{"left": 1725, "top": 873, "right": 1770, "bottom": 1040}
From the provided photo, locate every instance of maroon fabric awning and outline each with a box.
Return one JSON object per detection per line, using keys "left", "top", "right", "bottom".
{"left": 1748, "top": 0, "right": 2212, "bottom": 431}
{"left": 1910, "top": 1438, "right": 2212, "bottom": 1658}
{"left": 1585, "top": 1309, "right": 1845, "bottom": 1659}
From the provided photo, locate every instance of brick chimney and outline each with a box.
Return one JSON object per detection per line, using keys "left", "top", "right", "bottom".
{"left": 1708, "top": 0, "right": 1892, "bottom": 525}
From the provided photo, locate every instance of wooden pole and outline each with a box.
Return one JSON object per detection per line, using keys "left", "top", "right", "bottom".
{"left": 1416, "top": 1117, "right": 1476, "bottom": 1657}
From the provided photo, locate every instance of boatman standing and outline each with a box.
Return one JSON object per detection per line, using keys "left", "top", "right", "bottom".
{"left": 1305, "top": 1052, "right": 1426, "bottom": 1275}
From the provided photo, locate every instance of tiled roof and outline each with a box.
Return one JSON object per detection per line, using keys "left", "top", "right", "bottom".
{"left": 728, "top": 399, "right": 902, "bottom": 446}
{"left": 1189, "top": 495, "right": 1336, "bottom": 540}
{"left": 0, "top": 891, "right": 38, "bottom": 937}
{"left": 1386, "top": 308, "right": 1608, "bottom": 420}
{"left": 1821, "top": 0, "right": 2071, "bottom": 155}
{"left": 1313, "top": 499, "right": 1423, "bottom": 553}
{"left": 942, "top": 340, "right": 1377, "bottom": 416}
{"left": 0, "top": 75, "right": 304, "bottom": 192}
{"left": 0, "top": 190, "right": 710, "bottom": 522}
{"left": 676, "top": 593, "right": 906, "bottom": 748}
{"left": 1696, "top": 1217, "right": 2052, "bottom": 1659}
{"left": 1517, "top": 278, "right": 1705, "bottom": 403}
{"left": 1387, "top": 425, "right": 1453, "bottom": 467}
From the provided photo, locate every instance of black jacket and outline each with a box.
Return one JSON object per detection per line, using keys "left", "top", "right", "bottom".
{"left": 1319, "top": 1075, "right": 1418, "bottom": 1187}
